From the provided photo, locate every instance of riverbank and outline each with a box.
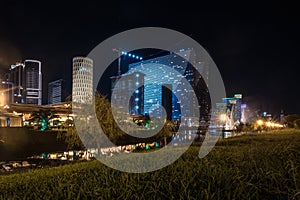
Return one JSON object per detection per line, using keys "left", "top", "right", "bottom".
{"left": 1, "top": 129, "right": 299, "bottom": 199}
{"left": 0, "top": 127, "right": 68, "bottom": 161}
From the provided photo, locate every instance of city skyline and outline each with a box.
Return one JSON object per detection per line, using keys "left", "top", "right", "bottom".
{"left": 0, "top": 1, "right": 299, "bottom": 115}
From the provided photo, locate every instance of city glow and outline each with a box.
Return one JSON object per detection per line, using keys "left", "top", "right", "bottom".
{"left": 266, "top": 121, "right": 284, "bottom": 128}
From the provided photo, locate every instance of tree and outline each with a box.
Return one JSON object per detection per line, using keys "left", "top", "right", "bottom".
{"left": 158, "top": 120, "right": 175, "bottom": 146}
{"left": 284, "top": 114, "right": 300, "bottom": 128}
{"left": 58, "top": 92, "right": 176, "bottom": 149}
{"left": 94, "top": 93, "right": 125, "bottom": 143}
{"left": 294, "top": 119, "right": 300, "bottom": 129}
{"left": 58, "top": 123, "right": 84, "bottom": 150}
{"left": 29, "top": 109, "right": 58, "bottom": 131}
{"left": 58, "top": 93, "right": 125, "bottom": 149}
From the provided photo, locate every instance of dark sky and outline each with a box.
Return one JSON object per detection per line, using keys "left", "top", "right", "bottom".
{"left": 0, "top": 0, "right": 299, "bottom": 116}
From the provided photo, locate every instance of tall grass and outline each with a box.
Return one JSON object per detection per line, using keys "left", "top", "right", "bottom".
{"left": 0, "top": 129, "right": 299, "bottom": 199}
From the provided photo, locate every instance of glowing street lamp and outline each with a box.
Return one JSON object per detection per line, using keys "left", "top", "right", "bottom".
{"left": 219, "top": 113, "right": 227, "bottom": 122}
{"left": 256, "top": 119, "right": 264, "bottom": 126}
{"left": 266, "top": 121, "right": 272, "bottom": 127}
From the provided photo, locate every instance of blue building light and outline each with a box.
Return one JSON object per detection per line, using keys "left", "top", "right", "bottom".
{"left": 135, "top": 105, "right": 139, "bottom": 110}
{"left": 120, "top": 50, "right": 142, "bottom": 60}
{"left": 135, "top": 97, "right": 139, "bottom": 101}
{"left": 135, "top": 90, "right": 139, "bottom": 94}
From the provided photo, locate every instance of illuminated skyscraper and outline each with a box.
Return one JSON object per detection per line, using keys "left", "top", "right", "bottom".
{"left": 72, "top": 57, "right": 93, "bottom": 104}
{"left": 5, "top": 60, "right": 42, "bottom": 105}
{"left": 234, "top": 94, "right": 242, "bottom": 122}
{"left": 23, "top": 60, "right": 42, "bottom": 105}
{"left": 128, "top": 49, "right": 210, "bottom": 123}
{"left": 221, "top": 94, "right": 243, "bottom": 125}
{"left": 48, "top": 79, "right": 66, "bottom": 104}
{"left": 9, "top": 63, "right": 25, "bottom": 103}
{"left": 241, "top": 103, "right": 247, "bottom": 123}
{"left": 111, "top": 72, "right": 144, "bottom": 115}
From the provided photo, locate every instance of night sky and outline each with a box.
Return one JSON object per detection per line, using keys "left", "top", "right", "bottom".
{"left": 0, "top": 1, "right": 299, "bottom": 116}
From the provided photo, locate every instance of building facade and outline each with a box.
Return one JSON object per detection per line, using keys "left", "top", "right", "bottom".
{"left": 128, "top": 49, "right": 210, "bottom": 123}
{"left": 111, "top": 72, "right": 145, "bottom": 116}
{"left": 6, "top": 60, "right": 42, "bottom": 105}
{"left": 48, "top": 79, "right": 66, "bottom": 104}
{"left": 23, "top": 60, "right": 42, "bottom": 105}
{"left": 9, "top": 63, "right": 25, "bottom": 103}
{"left": 72, "top": 57, "right": 93, "bottom": 104}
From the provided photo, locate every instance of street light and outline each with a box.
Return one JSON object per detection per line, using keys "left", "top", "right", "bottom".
{"left": 256, "top": 119, "right": 264, "bottom": 133}
{"left": 256, "top": 119, "right": 264, "bottom": 126}
{"left": 219, "top": 113, "right": 227, "bottom": 122}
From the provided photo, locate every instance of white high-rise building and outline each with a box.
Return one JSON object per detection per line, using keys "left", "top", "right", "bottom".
{"left": 72, "top": 57, "right": 93, "bottom": 104}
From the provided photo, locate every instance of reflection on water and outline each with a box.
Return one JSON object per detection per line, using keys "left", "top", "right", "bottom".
{"left": 219, "top": 131, "right": 235, "bottom": 138}
{"left": 171, "top": 129, "right": 238, "bottom": 145}
{"left": 207, "top": 128, "right": 237, "bottom": 139}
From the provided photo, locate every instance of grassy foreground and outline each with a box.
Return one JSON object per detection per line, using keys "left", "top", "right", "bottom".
{"left": 1, "top": 129, "right": 300, "bottom": 199}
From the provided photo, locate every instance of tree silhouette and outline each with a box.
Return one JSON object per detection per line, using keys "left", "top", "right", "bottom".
{"left": 58, "top": 93, "right": 175, "bottom": 149}
{"left": 29, "top": 109, "right": 58, "bottom": 131}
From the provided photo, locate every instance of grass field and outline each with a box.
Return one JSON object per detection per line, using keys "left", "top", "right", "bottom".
{"left": 0, "top": 129, "right": 299, "bottom": 199}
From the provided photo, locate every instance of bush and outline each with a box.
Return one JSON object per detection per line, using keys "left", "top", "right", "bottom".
{"left": 294, "top": 119, "right": 300, "bottom": 129}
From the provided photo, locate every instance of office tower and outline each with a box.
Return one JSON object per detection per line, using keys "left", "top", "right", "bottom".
{"left": 241, "top": 104, "right": 247, "bottom": 123}
{"left": 48, "top": 79, "right": 66, "bottom": 104}
{"left": 280, "top": 109, "right": 284, "bottom": 124}
{"left": 111, "top": 72, "right": 144, "bottom": 115}
{"left": 72, "top": 57, "right": 93, "bottom": 104}
{"left": 222, "top": 95, "right": 243, "bottom": 123}
{"left": 210, "top": 102, "right": 227, "bottom": 127}
{"left": 128, "top": 49, "right": 210, "bottom": 122}
{"left": 23, "top": 60, "right": 42, "bottom": 105}
{"left": 234, "top": 94, "right": 242, "bottom": 122}
{"left": 162, "top": 84, "right": 172, "bottom": 121}
{"left": 9, "top": 63, "right": 25, "bottom": 103}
